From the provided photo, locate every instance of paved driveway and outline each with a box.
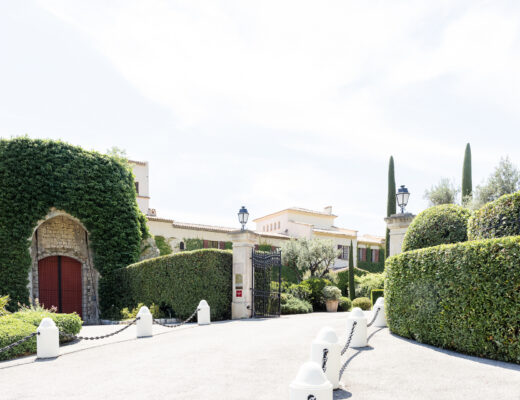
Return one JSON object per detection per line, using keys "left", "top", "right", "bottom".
{"left": 0, "top": 312, "right": 519, "bottom": 399}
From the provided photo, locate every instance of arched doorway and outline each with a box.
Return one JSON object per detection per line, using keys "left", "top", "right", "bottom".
{"left": 38, "top": 255, "right": 82, "bottom": 317}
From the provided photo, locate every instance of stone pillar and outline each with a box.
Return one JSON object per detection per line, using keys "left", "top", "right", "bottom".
{"left": 229, "top": 230, "right": 258, "bottom": 319}
{"left": 384, "top": 213, "right": 415, "bottom": 257}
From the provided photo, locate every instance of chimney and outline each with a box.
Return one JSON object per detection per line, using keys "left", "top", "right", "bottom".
{"left": 324, "top": 206, "right": 332, "bottom": 215}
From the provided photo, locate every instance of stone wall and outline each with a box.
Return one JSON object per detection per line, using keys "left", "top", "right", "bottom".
{"left": 30, "top": 210, "right": 99, "bottom": 324}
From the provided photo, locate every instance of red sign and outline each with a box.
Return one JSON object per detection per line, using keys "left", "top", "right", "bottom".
{"left": 236, "top": 289, "right": 242, "bottom": 297}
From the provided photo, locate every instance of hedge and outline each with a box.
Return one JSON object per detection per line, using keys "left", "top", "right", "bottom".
{"left": 468, "top": 191, "right": 520, "bottom": 240}
{"left": 385, "top": 236, "right": 520, "bottom": 363}
{"left": 112, "top": 249, "right": 233, "bottom": 321}
{"left": 335, "top": 268, "right": 368, "bottom": 297}
{"left": 0, "top": 311, "right": 82, "bottom": 360}
{"left": 402, "top": 204, "right": 471, "bottom": 251}
{"left": 0, "top": 138, "right": 146, "bottom": 314}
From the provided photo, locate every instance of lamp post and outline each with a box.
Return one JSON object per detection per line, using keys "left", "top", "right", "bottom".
{"left": 238, "top": 206, "right": 249, "bottom": 231}
{"left": 396, "top": 185, "right": 410, "bottom": 214}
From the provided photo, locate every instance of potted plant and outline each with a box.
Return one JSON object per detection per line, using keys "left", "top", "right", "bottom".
{"left": 322, "top": 286, "right": 342, "bottom": 312}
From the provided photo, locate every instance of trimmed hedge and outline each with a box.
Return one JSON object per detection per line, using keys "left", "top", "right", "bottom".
{"left": 402, "top": 204, "right": 471, "bottom": 251}
{"left": 355, "top": 273, "right": 384, "bottom": 298}
{"left": 281, "top": 293, "right": 313, "bottom": 314}
{"left": 371, "top": 289, "right": 384, "bottom": 305}
{"left": 352, "top": 297, "right": 371, "bottom": 310}
{"left": 358, "top": 260, "right": 385, "bottom": 273}
{"left": 468, "top": 191, "right": 520, "bottom": 240}
{"left": 112, "top": 249, "right": 232, "bottom": 321}
{"left": 386, "top": 236, "right": 520, "bottom": 363}
{"left": 0, "top": 138, "right": 146, "bottom": 314}
{"left": 0, "top": 311, "right": 82, "bottom": 360}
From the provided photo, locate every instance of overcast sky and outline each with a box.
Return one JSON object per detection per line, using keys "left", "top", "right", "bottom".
{"left": 1, "top": 0, "right": 520, "bottom": 235}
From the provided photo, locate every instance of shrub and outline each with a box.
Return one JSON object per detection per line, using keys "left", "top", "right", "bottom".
{"left": 322, "top": 286, "right": 342, "bottom": 301}
{"left": 0, "top": 316, "right": 36, "bottom": 361}
{"left": 113, "top": 249, "right": 232, "bottom": 321}
{"left": 468, "top": 191, "right": 520, "bottom": 240}
{"left": 402, "top": 204, "right": 471, "bottom": 251}
{"left": 0, "top": 138, "right": 146, "bottom": 313}
{"left": 352, "top": 297, "right": 372, "bottom": 311}
{"left": 355, "top": 273, "right": 385, "bottom": 298}
{"left": 281, "top": 294, "right": 313, "bottom": 314}
{"left": 338, "top": 297, "right": 352, "bottom": 312}
{"left": 300, "top": 277, "right": 332, "bottom": 311}
{"left": 121, "top": 303, "right": 161, "bottom": 320}
{"left": 358, "top": 260, "right": 385, "bottom": 273}
{"left": 385, "top": 236, "right": 520, "bottom": 364}
{"left": 371, "top": 289, "right": 384, "bottom": 306}
{"left": 0, "top": 310, "right": 82, "bottom": 360}
{"left": 287, "top": 283, "right": 312, "bottom": 302}
{"left": 0, "top": 295, "right": 9, "bottom": 316}
{"left": 335, "top": 268, "right": 368, "bottom": 297}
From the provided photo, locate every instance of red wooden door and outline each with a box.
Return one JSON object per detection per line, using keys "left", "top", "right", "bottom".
{"left": 38, "top": 256, "right": 82, "bottom": 317}
{"left": 38, "top": 256, "right": 59, "bottom": 311}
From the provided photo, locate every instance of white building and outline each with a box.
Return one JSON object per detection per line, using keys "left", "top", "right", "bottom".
{"left": 130, "top": 160, "right": 384, "bottom": 269}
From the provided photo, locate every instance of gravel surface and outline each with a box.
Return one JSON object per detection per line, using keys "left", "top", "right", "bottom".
{"left": 0, "top": 312, "right": 518, "bottom": 400}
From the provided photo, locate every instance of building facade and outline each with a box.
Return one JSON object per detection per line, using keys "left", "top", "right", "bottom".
{"left": 130, "top": 161, "right": 384, "bottom": 269}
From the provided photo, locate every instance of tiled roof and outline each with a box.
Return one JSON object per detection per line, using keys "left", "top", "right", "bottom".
{"left": 128, "top": 159, "right": 147, "bottom": 166}
{"left": 313, "top": 227, "right": 357, "bottom": 237}
{"left": 358, "top": 234, "right": 385, "bottom": 245}
{"left": 253, "top": 206, "right": 337, "bottom": 221}
{"left": 171, "top": 221, "right": 236, "bottom": 233}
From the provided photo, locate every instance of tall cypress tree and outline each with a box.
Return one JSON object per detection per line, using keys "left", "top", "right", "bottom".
{"left": 462, "top": 143, "right": 472, "bottom": 199}
{"left": 386, "top": 156, "right": 396, "bottom": 258}
{"left": 348, "top": 240, "right": 355, "bottom": 300}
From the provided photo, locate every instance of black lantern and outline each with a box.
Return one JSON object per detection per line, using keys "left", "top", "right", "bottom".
{"left": 396, "top": 185, "right": 410, "bottom": 214}
{"left": 238, "top": 206, "right": 249, "bottom": 231}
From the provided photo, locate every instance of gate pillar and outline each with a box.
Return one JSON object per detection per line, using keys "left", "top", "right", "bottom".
{"left": 230, "top": 230, "right": 258, "bottom": 320}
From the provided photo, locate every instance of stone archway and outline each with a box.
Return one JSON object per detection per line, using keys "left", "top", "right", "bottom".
{"left": 29, "top": 209, "right": 99, "bottom": 324}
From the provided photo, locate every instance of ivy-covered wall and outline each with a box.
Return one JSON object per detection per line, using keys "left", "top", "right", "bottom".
{"left": 0, "top": 138, "right": 147, "bottom": 316}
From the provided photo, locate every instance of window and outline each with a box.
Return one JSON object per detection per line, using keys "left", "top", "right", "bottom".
{"left": 277, "top": 221, "right": 280, "bottom": 229}
{"left": 179, "top": 241, "right": 185, "bottom": 251}
{"left": 134, "top": 182, "right": 139, "bottom": 194}
{"left": 372, "top": 249, "right": 379, "bottom": 262}
{"left": 338, "top": 245, "right": 349, "bottom": 261}
{"left": 209, "top": 241, "right": 219, "bottom": 249}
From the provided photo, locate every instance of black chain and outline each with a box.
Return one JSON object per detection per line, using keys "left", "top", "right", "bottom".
{"left": 367, "top": 307, "right": 381, "bottom": 328}
{"left": 0, "top": 332, "right": 38, "bottom": 354}
{"left": 321, "top": 348, "right": 329, "bottom": 373}
{"left": 341, "top": 320, "right": 357, "bottom": 356}
{"left": 153, "top": 308, "right": 199, "bottom": 328}
{"left": 59, "top": 317, "right": 139, "bottom": 341}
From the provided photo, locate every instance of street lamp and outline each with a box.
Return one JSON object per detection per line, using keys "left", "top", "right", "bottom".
{"left": 396, "top": 185, "right": 410, "bottom": 214}
{"left": 238, "top": 206, "right": 249, "bottom": 231}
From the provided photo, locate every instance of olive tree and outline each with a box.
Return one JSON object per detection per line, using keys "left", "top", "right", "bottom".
{"left": 281, "top": 238, "right": 339, "bottom": 282}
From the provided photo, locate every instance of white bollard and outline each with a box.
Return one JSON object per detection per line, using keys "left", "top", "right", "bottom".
{"left": 289, "top": 361, "right": 333, "bottom": 400}
{"left": 372, "top": 297, "right": 387, "bottom": 328}
{"left": 346, "top": 307, "right": 367, "bottom": 348}
{"left": 197, "top": 300, "right": 210, "bottom": 325}
{"left": 37, "top": 317, "right": 59, "bottom": 359}
{"left": 136, "top": 306, "right": 153, "bottom": 338}
{"left": 310, "top": 327, "right": 341, "bottom": 389}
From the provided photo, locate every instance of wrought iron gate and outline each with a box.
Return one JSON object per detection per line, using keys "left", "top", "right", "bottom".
{"left": 252, "top": 249, "right": 282, "bottom": 318}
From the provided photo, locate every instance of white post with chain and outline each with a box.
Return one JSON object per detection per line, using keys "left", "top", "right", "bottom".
{"left": 346, "top": 308, "right": 367, "bottom": 347}
{"left": 136, "top": 306, "right": 153, "bottom": 338}
{"left": 310, "top": 327, "right": 341, "bottom": 389}
{"left": 37, "top": 318, "right": 59, "bottom": 359}
{"left": 289, "top": 361, "right": 333, "bottom": 400}
{"left": 372, "top": 297, "right": 387, "bottom": 327}
{"left": 197, "top": 300, "right": 210, "bottom": 325}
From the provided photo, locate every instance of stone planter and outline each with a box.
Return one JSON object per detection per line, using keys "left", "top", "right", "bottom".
{"left": 325, "top": 300, "right": 339, "bottom": 312}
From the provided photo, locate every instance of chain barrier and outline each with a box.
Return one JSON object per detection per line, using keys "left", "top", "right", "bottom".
{"left": 341, "top": 320, "right": 357, "bottom": 356}
{"left": 366, "top": 307, "right": 381, "bottom": 328}
{"left": 0, "top": 332, "right": 38, "bottom": 355}
{"left": 153, "top": 308, "right": 199, "bottom": 328}
{"left": 321, "top": 348, "right": 329, "bottom": 373}
{"left": 59, "top": 317, "right": 140, "bottom": 341}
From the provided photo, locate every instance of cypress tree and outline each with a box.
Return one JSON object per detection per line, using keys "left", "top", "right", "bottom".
{"left": 386, "top": 156, "right": 396, "bottom": 258}
{"left": 348, "top": 240, "right": 355, "bottom": 301}
{"left": 462, "top": 143, "right": 472, "bottom": 199}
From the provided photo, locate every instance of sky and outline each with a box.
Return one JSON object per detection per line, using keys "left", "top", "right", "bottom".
{"left": 1, "top": 0, "right": 520, "bottom": 236}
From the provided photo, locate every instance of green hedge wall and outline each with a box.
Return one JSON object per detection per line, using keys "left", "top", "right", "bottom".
{"left": 468, "top": 191, "right": 520, "bottom": 240}
{"left": 112, "top": 249, "right": 233, "bottom": 321}
{"left": 0, "top": 138, "right": 146, "bottom": 314}
{"left": 358, "top": 260, "right": 385, "bottom": 273}
{"left": 402, "top": 204, "right": 471, "bottom": 251}
{"left": 385, "top": 236, "right": 520, "bottom": 363}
